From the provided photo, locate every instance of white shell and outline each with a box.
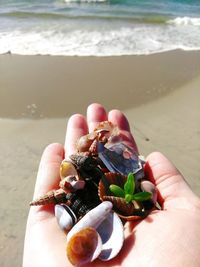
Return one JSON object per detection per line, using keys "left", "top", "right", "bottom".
{"left": 55, "top": 204, "right": 77, "bottom": 232}
{"left": 60, "top": 175, "right": 86, "bottom": 191}
{"left": 97, "top": 211, "right": 124, "bottom": 261}
{"left": 67, "top": 177, "right": 85, "bottom": 190}
{"left": 81, "top": 232, "right": 103, "bottom": 264}
{"left": 66, "top": 201, "right": 124, "bottom": 264}
{"left": 67, "top": 201, "right": 113, "bottom": 242}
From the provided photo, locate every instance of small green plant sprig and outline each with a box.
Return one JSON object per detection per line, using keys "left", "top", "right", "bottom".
{"left": 109, "top": 173, "right": 152, "bottom": 203}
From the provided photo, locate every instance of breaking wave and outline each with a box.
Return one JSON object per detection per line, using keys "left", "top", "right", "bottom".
{"left": 168, "top": 17, "right": 200, "bottom": 26}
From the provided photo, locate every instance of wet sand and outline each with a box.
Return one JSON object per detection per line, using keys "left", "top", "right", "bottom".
{"left": 0, "top": 50, "right": 200, "bottom": 267}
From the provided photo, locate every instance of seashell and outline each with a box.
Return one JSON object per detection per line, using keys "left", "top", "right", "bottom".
{"left": 65, "top": 185, "right": 101, "bottom": 218}
{"left": 98, "top": 142, "right": 144, "bottom": 178}
{"left": 94, "top": 121, "right": 117, "bottom": 138}
{"left": 102, "top": 196, "right": 136, "bottom": 215}
{"left": 60, "top": 160, "right": 78, "bottom": 180}
{"left": 66, "top": 202, "right": 112, "bottom": 265}
{"left": 98, "top": 172, "right": 146, "bottom": 221}
{"left": 55, "top": 204, "right": 77, "bottom": 232}
{"left": 102, "top": 196, "right": 145, "bottom": 221}
{"left": 98, "top": 172, "right": 127, "bottom": 202}
{"left": 77, "top": 132, "right": 96, "bottom": 153}
{"left": 140, "top": 180, "right": 157, "bottom": 204}
{"left": 66, "top": 201, "right": 124, "bottom": 265}
{"left": 67, "top": 227, "right": 102, "bottom": 266}
{"left": 70, "top": 154, "right": 98, "bottom": 171}
{"left": 76, "top": 121, "right": 117, "bottom": 154}
{"left": 68, "top": 196, "right": 98, "bottom": 219}
{"left": 97, "top": 211, "right": 124, "bottom": 261}
{"left": 29, "top": 188, "right": 67, "bottom": 206}
{"left": 59, "top": 175, "right": 85, "bottom": 192}
{"left": 67, "top": 201, "right": 113, "bottom": 241}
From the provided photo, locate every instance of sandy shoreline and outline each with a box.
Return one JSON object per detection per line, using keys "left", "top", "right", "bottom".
{"left": 0, "top": 50, "right": 200, "bottom": 267}
{"left": 1, "top": 50, "right": 200, "bottom": 118}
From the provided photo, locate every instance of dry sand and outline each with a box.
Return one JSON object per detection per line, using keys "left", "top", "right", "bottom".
{"left": 0, "top": 50, "right": 200, "bottom": 267}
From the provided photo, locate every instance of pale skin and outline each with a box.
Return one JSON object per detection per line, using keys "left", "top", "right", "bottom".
{"left": 23, "top": 103, "right": 200, "bottom": 267}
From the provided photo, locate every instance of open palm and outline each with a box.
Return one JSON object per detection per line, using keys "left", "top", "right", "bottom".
{"left": 23, "top": 103, "right": 200, "bottom": 267}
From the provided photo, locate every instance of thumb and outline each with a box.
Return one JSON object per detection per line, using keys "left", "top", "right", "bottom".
{"left": 145, "top": 152, "right": 200, "bottom": 211}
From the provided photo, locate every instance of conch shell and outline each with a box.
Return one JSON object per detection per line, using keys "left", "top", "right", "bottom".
{"left": 30, "top": 188, "right": 67, "bottom": 206}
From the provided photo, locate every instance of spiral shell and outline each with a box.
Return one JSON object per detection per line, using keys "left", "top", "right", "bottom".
{"left": 70, "top": 154, "right": 98, "bottom": 171}
{"left": 29, "top": 188, "right": 67, "bottom": 206}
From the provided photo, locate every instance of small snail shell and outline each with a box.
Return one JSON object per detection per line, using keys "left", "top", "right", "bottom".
{"left": 76, "top": 133, "right": 96, "bottom": 153}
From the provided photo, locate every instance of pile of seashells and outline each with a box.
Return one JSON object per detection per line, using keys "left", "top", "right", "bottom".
{"left": 30, "top": 121, "right": 157, "bottom": 266}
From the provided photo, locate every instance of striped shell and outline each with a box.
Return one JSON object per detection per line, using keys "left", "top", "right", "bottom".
{"left": 98, "top": 172, "right": 146, "bottom": 221}
{"left": 99, "top": 172, "right": 127, "bottom": 200}
{"left": 29, "top": 188, "right": 67, "bottom": 206}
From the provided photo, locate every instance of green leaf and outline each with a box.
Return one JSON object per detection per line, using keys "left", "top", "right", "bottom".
{"left": 132, "top": 192, "right": 152, "bottom": 201}
{"left": 124, "top": 173, "right": 135, "bottom": 195}
{"left": 125, "top": 194, "right": 133, "bottom": 203}
{"left": 109, "top": 184, "right": 125, "bottom": 198}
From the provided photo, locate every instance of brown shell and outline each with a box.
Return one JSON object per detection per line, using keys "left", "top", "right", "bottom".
{"left": 76, "top": 133, "right": 96, "bottom": 153}
{"left": 102, "top": 196, "right": 135, "bottom": 215}
{"left": 66, "top": 227, "right": 99, "bottom": 266}
{"left": 116, "top": 212, "right": 146, "bottom": 221}
{"left": 98, "top": 172, "right": 127, "bottom": 202}
{"left": 94, "top": 121, "right": 114, "bottom": 134}
{"left": 98, "top": 172, "right": 145, "bottom": 221}
{"left": 30, "top": 188, "right": 67, "bottom": 206}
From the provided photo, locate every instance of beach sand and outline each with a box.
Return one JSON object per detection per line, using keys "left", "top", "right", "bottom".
{"left": 0, "top": 50, "right": 200, "bottom": 267}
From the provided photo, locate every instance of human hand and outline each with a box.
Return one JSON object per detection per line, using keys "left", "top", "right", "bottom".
{"left": 23, "top": 103, "right": 200, "bottom": 267}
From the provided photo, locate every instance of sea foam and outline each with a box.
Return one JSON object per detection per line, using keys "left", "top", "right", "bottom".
{"left": 1, "top": 21, "right": 200, "bottom": 56}
{"left": 168, "top": 17, "right": 200, "bottom": 26}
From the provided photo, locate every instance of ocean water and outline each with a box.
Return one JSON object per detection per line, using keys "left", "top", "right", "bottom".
{"left": 0, "top": 0, "right": 200, "bottom": 56}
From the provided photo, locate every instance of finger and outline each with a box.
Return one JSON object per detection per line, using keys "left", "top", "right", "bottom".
{"left": 87, "top": 103, "right": 107, "bottom": 132}
{"left": 29, "top": 143, "right": 64, "bottom": 223}
{"left": 65, "top": 114, "right": 88, "bottom": 158}
{"left": 33, "top": 143, "right": 64, "bottom": 199}
{"left": 108, "top": 109, "right": 138, "bottom": 152}
{"left": 145, "top": 152, "right": 200, "bottom": 210}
